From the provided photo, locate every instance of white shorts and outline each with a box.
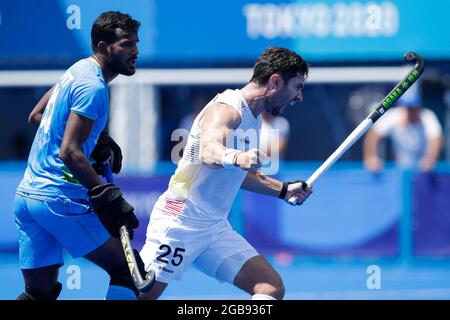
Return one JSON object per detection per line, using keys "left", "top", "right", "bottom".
{"left": 140, "top": 212, "right": 259, "bottom": 284}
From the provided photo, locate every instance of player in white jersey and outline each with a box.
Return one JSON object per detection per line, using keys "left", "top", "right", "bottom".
{"left": 140, "top": 47, "right": 312, "bottom": 300}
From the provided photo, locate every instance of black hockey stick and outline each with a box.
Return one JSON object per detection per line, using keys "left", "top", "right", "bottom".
{"left": 102, "top": 163, "right": 155, "bottom": 293}
{"left": 288, "top": 52, "right": 425, "bottom": 205}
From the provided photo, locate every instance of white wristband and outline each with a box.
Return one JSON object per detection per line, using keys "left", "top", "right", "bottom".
{"left": 222, "top": 148, "right": 240, "bottom": 168}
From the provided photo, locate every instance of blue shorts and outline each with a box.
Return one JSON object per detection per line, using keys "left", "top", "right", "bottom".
{"left": 14, "top": 192, "right": 110, "bottom": 269}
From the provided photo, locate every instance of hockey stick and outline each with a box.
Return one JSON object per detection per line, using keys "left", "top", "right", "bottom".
{"left": 288, "top": 52, "right": 425, "bottom": 205}
{"left": 102, "top": 163, "right": 155, "bottom": 293}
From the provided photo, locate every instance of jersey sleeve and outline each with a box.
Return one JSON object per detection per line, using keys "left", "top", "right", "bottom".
{"left": 69, "top": 78, "right": 107, "bottom": 120}
{"left": 422, "top": 109, "right": 443, "bottom": 139}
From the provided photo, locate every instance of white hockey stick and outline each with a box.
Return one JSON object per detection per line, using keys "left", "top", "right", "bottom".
{"left": 288, "top": 52, "right": 425, "bottom": 205}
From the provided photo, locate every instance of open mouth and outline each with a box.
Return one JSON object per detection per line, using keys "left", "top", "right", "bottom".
{"left": 128, "top": 58, "right": 137, "bottom": 68}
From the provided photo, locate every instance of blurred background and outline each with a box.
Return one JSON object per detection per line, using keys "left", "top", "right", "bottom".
{"left": 2, "top": 0, "right": 450, "bottom": 299}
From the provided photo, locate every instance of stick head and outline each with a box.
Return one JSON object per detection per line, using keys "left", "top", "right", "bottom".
{"left": 404, "top": 52, "right": 424, "bottom": 72}
{"left": 137, "top": 270, "right": 156, "bottom": 293}
{"left": 405, "top": 52, "right": 417, "bottom": 62}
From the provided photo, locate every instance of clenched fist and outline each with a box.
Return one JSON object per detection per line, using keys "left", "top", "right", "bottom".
{"left": 235, "top": 149, "right": 269, "bottom": 172}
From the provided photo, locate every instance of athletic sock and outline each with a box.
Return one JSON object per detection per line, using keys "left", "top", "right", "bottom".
{"left": 251, "top": 293, "right": 277, "bottom": 300}
{"left": 105, "top": 285, "right": 137, "bottom": 300}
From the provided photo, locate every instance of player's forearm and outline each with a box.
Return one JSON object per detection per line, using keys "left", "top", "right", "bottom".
{"left": 29, "top": 86, "right": 53, "bottom": 127}
{"left": 241, "top": 171, "right": 283, "bottom": 197}
{"left": 59, "top": 148, "right": 101, "bottom": 189}
{"left": 424, "top": 137, "right": 443, "bottom": 161}
{"left": 363, "top": 131, "right": 380, "bottom": 160}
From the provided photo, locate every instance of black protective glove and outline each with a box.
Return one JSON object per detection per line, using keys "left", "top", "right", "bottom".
{"left": 289, "top": 179, "right": 307, "bottom": 190}
{"left": 279, "top": 179, "right": 310, "bottom": 206}
{"left": 90, "top": 131, "right": 123, "bottom": 176}
{"left": 278, "top": 179, "right": 307, "bottom": 200}
{"left": 88, "top": 183, "right": 139, "bottom": 239}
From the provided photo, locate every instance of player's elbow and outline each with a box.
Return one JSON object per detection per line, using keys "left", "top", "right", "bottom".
{"left": 58, "top": 146, "right": 79, "bottom": 165}
{"left": 58, "top": 149, "right": 71, "bottom": 164}
{"left": 28, "top": 112, "right": 41, "bottom": 127}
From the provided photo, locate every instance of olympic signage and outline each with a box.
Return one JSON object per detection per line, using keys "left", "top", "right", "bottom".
{"left": 1, "top": 0, "right": 450, "bottom": 67}
{"left": 242, "top": 2, "right": 399, "bottom": 39}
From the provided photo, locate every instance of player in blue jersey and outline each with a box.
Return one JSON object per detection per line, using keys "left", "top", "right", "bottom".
{"left": 14, "top": 11, "right": 148, "bottom": 300}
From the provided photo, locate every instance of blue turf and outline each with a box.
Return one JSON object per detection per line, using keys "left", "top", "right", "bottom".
{"left": 2, "top": 252, "right": 450, "bottom": 300}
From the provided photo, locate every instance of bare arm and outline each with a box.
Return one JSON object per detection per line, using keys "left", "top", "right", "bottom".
{"left": 363, "top": 129, "right": 383, "bottom": 171}
{"left": 241, "top": 170, "right": 283, "bottom": 197}
{"left": 420, "top": 136, "right": 443, "bottom": 171}
{"left": 426, "top": 136, "right": 443, "bottom": 161}
{"left": 242, "top": 170, "right": 312, "bottom": 201}
{"left": 198, "top": 102, "right": 242, "bottom": 167}
{"left": 29, "top": 86, "right": 54, "bottom": 127}
{"left": 59, "top": 112, "right": 101, "bottom": 189}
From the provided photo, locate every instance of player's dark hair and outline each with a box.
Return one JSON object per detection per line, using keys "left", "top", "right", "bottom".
{"left": 250, "top": 47, "right": 309, "bottom": 85}
{"left": 91, "top": 11, "right": 141, "bottom": 52}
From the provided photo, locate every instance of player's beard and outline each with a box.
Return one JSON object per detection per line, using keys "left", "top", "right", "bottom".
{"left": 271, "top": 106, "right": 282, "bottom": 116}
{"left": 268, "top": 89, "right": 291, "bottom": 116}
{"left": 110, "top": 55, "right": 136, "bottom": 76}
{"left": 269, "top": 97, "right": 289, "bottom": 116}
